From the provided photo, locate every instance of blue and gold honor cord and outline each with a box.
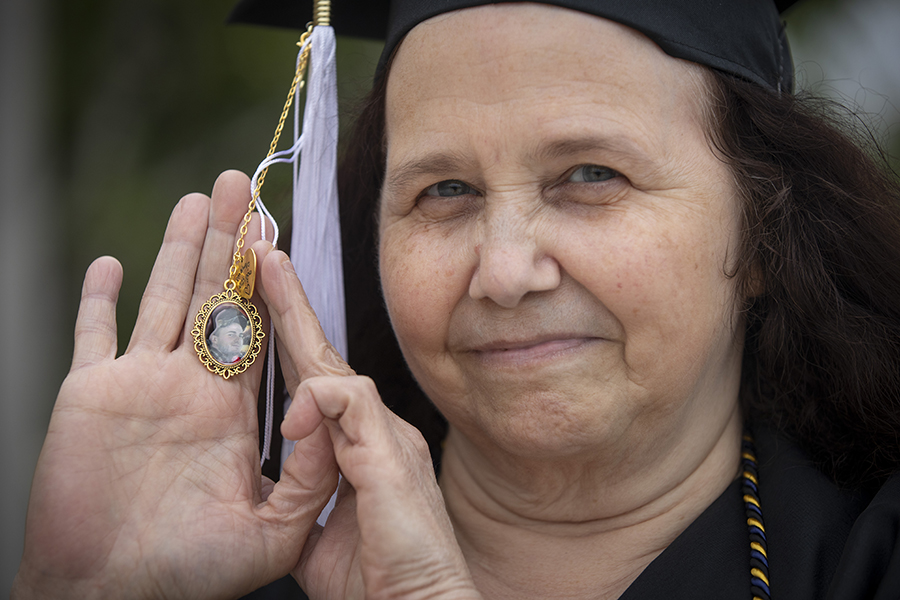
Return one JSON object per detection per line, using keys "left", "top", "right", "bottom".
{"left": 742, "top": 433, "right": 771, "bottom": 600}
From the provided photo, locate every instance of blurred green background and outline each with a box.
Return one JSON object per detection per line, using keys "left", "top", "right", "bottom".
{"left": 2, "top": 0, "right": 898, "bottom": 593}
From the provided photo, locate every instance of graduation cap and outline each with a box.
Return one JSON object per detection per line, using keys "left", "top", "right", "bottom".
{"left": 230, "top": 0, "right": 801, "bottom": 93}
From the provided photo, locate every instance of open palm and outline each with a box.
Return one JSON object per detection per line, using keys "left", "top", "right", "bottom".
{"left": 14, "top": 172, "right": 338, "bottom": 600}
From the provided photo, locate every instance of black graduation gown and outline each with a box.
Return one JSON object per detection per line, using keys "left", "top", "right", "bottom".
{"left": 621, "top": 426, "right": 900, "bottom": 599}
{"left": 245, "top": 426, "right": 900, "bottom": 599}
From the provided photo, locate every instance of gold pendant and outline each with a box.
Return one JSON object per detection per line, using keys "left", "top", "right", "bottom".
{"left": 192, "top": 248, "right": 265, "bottom": 379}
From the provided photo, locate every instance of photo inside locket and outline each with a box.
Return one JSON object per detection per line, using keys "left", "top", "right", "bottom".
{"left": 205, "top": 303, "right": 252, "bottom": 366}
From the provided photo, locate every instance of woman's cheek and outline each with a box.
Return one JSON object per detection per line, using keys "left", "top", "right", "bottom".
{"left": 380, "top": 225, "right": 467, "bottom": 355}
{"left": 562, "top": 214, "right": 718, "bottom": 350}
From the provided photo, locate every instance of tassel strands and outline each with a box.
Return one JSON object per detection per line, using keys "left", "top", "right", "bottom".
{"left": 285, "top": 2, "right": 344, "bottom": 525}
{"left": 246, "top": 21, "right": 312, "bottom": 468}
{"left": 289, "top": 24, "right": 344, "bottom": 365}
{"left": 245, "top": 0, "right": 347, "bottom": 486}
{"left": 248, "top": 1, "right": 344, "bottom": 470}
{"left": 281, "top": 20, "right": 346, "bottom": 482}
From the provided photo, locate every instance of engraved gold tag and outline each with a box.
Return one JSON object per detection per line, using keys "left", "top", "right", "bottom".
{"left": 232, "top": 248, "right": 257, "bottom": 300}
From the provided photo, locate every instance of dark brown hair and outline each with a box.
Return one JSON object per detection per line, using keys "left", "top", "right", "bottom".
{"left": 706, "top": 71, "right": 900, "bottom": 487}
{"left": 336, "top": 70, "right": 900, "bottom": 485}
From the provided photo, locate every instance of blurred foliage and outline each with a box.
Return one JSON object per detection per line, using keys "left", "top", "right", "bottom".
{"left": 51, "top": 0, "right": 382, "bottom": 353}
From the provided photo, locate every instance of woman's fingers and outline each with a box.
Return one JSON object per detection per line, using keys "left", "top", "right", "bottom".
{"left": 285, "top": 376, "right": 391, "bottom": 448}
{"left": 275, "top": 422, "right": 340, "bottom": 512}
{"left": 293, "top": 478, "right": 363, "bottom": 597}
{"left": 258, "top": 250, "right": 353, "bottom": 390}
{"left": 284, "top": 376, "right": 432, "bottom": 497}
{"left": 256, "top": 421, "right": 341, "bottom": 578}
{"left": 71, "top": 256, "right": 123, "bottom": 371}
{"left": 128, "top": 170, "right": 274, "bottom": 359}
{"left": 187, "top": 170, "right": 257, "bottom": 324}
{"left": 284, "top": 376, "right": 479, "bottom": 600}
{"left": 127, "top": 194, "right": 209, "bottom": 352}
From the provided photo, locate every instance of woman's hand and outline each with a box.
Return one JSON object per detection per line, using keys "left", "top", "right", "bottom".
{"left": 259, "top": 251, "right": 482, "bottom": 600}
{"left": 13, "top": 171, "right": 338, "bottom": 600}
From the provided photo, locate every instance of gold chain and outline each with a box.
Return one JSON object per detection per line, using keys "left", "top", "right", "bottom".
{"left": 228, "top": 23, "right": 316, "bottom": 285}
{"left": 195, "top": 2, "right": 330, "bottom": 378}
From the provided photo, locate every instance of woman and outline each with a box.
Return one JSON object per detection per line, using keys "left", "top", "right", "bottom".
{"left": 13, "top": 1, "right": 900, "bottom": 599}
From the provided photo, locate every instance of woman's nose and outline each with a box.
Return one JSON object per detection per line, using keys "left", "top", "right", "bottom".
{"left": 468, "top": 213, "right": 561, "bottom": 308}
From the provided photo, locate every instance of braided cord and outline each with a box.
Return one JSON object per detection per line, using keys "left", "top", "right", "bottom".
{"left": 742, "top": 434, "right": 771, "bottom": 600}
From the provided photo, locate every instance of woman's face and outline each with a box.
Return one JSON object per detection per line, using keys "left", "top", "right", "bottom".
{"left": 378, "top": 4, "right": 745, "bottom": 459}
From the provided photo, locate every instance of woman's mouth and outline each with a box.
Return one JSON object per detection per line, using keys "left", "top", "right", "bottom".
{"left": 470, "top": 336, "right": 600, "bottom": 367}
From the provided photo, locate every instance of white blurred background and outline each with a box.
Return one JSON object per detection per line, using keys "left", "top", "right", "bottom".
{"left": 2, "top": 0, "right": 898, "bottom": 593}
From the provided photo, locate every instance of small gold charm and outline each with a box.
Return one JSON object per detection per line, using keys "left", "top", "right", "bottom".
{"left": 233, "top": 248, "right": 257, "bottom": 299}
{"left": 193, "top": 249, "right": 265, "bottom": 379}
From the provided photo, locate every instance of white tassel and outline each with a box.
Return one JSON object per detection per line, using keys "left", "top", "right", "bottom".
{"left": 250, "top": 28, "right": 345, "bottom": 493}
{"left": 290, "top": 26, "right": 345, "bottom": 362}
{"left": 280, "top": 25, "right": 345, "bottom": 525}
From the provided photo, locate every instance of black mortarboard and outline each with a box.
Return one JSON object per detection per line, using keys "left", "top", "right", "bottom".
{"left": 229, "top": 0, "right": 800, "bottom": 92}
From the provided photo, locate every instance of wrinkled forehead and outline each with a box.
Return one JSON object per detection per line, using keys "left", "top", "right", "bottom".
{"left": 385, "top": 5, "right": 709, "bottom": 143}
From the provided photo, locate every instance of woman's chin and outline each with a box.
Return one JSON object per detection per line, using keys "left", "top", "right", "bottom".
{"left": 443, "top": 391, "right": 639, "bottom": 462}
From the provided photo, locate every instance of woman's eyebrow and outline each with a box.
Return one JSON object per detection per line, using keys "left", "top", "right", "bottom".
{"left": 384, "top": 150, "right": 476, "bottom": 196}
{"left": 533, "top": 135, "right": 655, "bottom": 166}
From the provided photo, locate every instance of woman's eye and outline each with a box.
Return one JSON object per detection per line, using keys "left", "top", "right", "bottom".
{"left": 423, "top": 180, "right": 478, "bottom": 197}
{"left": 567, "top": 165, "right": 620, "bottom": 183}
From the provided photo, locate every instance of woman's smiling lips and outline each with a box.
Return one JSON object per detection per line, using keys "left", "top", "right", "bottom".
{"left": 466, "top": 335, "right": 603, "bottom": 367}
